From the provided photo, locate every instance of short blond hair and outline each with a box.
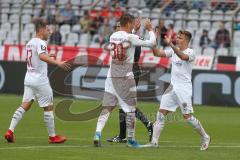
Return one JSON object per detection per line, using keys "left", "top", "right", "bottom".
{"left": 178, "top": 30, "right": 192, "bottom": 42}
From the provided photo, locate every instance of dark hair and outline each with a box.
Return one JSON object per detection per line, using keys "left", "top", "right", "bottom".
{"left": 119, "top": 13, "right": 134, "bottom": 27}
{"left": 203, "top": 29, "right": 208, "bottom": 33}
{"left": 169, "top": 24, "right": 174, "bottom": 29}
{"left": 114, "top": 21, "right": 120, "bottom": 30}
{"left": 84, "top": 10, "right": 88, "bottom": 16}
{"left": 178, "top": 30, "right": 192, "bottom": 42}
{"left": 35, "top": 19, "right": 47, "bottom": 32}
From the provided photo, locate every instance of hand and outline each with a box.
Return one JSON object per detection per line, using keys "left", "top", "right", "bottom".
{"left": 154, "top": 27, "right": 160, "bottom": 38}
{"left": 164, "top": 34, "right": 172, "bottom": 45}
{"left": 144, "top": 19, "right": 153, "bottom": 31}
{"left": 134, "top": 17, "right": 141, "bottom": 32}
{"left": 58, "top": 61, "right": 71, "bottom": 71}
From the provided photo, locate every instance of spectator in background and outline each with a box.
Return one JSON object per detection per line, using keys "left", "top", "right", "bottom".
{"left": 34, "top": 0, "right": 47, "bottom": 18}
{"left": 111, "top": 0, "right": 121, "bottom": 8}
{"left": 161, "top": 0, "right": 174, "bottom": 17}
{"left": 80, "top": 11, "right": 93, "bottom": 33}
{"left": 48, "top": 0, "right": 56, "bottom": 5}
{"left": 191, "top": 0, "right": 205, "bottom": 10}
{"left": 47, "top": 8, "right": 59, "bottom": 24}
{"left": 91, "top": 11, "right": 104, "bottom": 35}
{"left": 165, "top": 23, "right": 176, "bottom": 45}
{"left": 49, "top": 24, "right": 62, "bottom": 45}
{"left": 199, "top": 29, "right": 211, "bottom": 54}
{"left": 33, "top": 0, "right": 58, "bottom": 25}
{"left": 96, "top": 17, "right": 112, "bottom": 47}
{"left": 156, "top": 19, "right": 167, "bottom": 48}
{"left": 212, "top": 21, "right": 231, "bottom": 50}
{"left": 56, "top": 1, "right": 76, "bottom": 25}
{"left": 108, "top": 11, "right": 117, "bottom": 28}
{"left": 32, "top": 0, "right": 51, "bottom": 23}
{"left": 92, "top": 0, "right": 125, "bottom": 8}
{"left": 212, "top": 0, "right": 238, "bottom": 11}
{"left": 111, "top": 1, "right": 123, "bottom": 18}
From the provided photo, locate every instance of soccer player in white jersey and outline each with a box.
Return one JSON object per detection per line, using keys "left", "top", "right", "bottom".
{"left": 93, "top": 13, "right": 156, "bottom": 148}
{"left": 4, "top": 19, "right": 71, "bottom": 143}
{"left": 143, "top": 30, "right": 211, "bottom": 150}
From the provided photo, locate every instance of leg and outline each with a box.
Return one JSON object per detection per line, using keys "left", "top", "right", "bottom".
{"left": 4, "top": 101, "right": 33, "bottom": 143}
{"left": 176, "top": 85, "right": 210, "bottom": 151}
{"left": 133, "top": 62, "right": 153, "bottom": 141}
{"left": 135, "top": 108, "right": 153, "bottom": 142}
{"left": 126, "top": 110, "right": 142, "bottom": 148}
{"left": 95, "top": 106, "right": 114, "bottom": 133}
{"left": 43, "top": 105, "right": 66, "bottom": 143}
{"left": 151, "top": 109, "right": 169, "bottom": 145}
{"left": 106, "top": 109, "right": 127, "bottom": 143}
{"left": 99, "top": 78, "right": 118, "bottom": 145}
{"left": 36, "top": 84, "right": 66, "bottom": 143}
{"left": 108, "top": 65, "right": 142, "bottom": 143}
{"left": 9, "top": 101, "right": 33, "bottom": 132}
{"left": 94, "top": 106, "right": 115, "bottom": 147}
{"left": 125, "top": 111, "right": 136, "bottom": 141}
{"left": 43, "top": 105, "right": 56, "bottom": 137}
{"left": 184, "top": 114, "right": 211, "bottom": 151}
{"left": 144, "top": 84, "right": 178, "bottom": 147}
{"left": 118, "top": 109, "right": 127, "bottom": 139}
{"left": 114, "top": 107, "right": 153, "bottom": 142}
{"left": 118, "top": 94, "right": 140, "bottom": 148}
{"left": 5, "top": 85, "right": 35, "bottom": 143}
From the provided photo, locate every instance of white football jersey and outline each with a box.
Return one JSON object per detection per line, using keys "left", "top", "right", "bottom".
{"left": 24, "top": 38, "right": 49, "bottom": 86}
{"left": 108, "top": 30, "right": 156, "bottom": 77}
{"left": 165, "top": 48, "right": 195, "bottom": 85}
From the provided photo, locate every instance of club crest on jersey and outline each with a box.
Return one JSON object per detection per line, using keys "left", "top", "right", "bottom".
{"left": 41, "top": 45, "right": 46, "bottom": 51}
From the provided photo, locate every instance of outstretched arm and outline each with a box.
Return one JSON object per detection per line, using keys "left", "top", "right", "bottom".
{"left": 39, "top": 53, "right": 71, "bottom": 71}
{"left": 152, "top": 46, "right": 167, "bottom": 57}
{"left": 129, "top": 19, "right": 156, "bottom": 47}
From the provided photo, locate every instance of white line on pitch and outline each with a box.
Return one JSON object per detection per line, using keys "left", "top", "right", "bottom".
{"left": 15, "top": 137, "right": 240, "bottom": 145}
{"left": 1, "top": 145, "right": 240, "bottom": 150}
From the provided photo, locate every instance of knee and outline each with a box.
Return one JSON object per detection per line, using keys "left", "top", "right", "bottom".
{"left": 183, "top": 114, "right": 192, "bottom": 120}
{"left": 43, "top": 105, "right": 53, "bottom": 111}
{"left": 21, "top": 105, "right": 30, "bottom": 111}
{"left": 103, "top": 106, "right": 115, "bottom": 112}
{"left": 155, "top": 111, "right": 165, "bottom": 123}
{"left": 159, "top": 109, "right": 169, "bottom": 116}
{"left": 21, "top": 101, "right": 33, "bottom": 111}
{"left": 100, "top": 106, "right": 113, "bottom": 116}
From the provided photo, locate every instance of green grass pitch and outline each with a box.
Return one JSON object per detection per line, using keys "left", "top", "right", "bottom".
{"left": 0, "top": 94, "right": 240, "bottom": 160}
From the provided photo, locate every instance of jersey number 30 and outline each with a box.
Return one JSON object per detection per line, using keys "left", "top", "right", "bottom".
{"left": 110, "top": 43, "right": 126, "bottom": 61}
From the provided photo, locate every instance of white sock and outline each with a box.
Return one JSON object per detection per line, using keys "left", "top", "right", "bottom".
{"left": 9, "top": 107, "right": 26, "bottom": 132}
{"left": 186, "top": 116, "right": 208, "bottom": 138}
{"left": 126, "top": 112, "right": 136, "bottom": 140}
{"left": 151, "top": 112, "right": 165, "bottom": 144}
{"left": 44, "top": 111, "right": 56, "bottom": 137}
{"left": 96, "top": 109, "right": 110, "bottom": 133}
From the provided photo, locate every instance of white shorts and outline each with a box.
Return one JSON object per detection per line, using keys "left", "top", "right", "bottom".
{"left": 22, "top": 84, "right": 53, "bottom": 108}
{"left": 160, "top": 84, "right": 193, "bottom": 114}
{"left": 102, "top": 77, "right": 137, "bottom": 113}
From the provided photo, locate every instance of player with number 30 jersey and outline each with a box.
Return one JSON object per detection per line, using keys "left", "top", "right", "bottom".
{"left": 93, "top": 13, "right": 156, "bottom": 148}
